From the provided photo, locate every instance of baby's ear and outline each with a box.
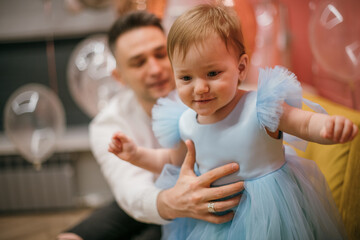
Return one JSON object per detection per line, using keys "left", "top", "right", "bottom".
{"left": 238, "top": 54, "right": 249, "bottom": 82}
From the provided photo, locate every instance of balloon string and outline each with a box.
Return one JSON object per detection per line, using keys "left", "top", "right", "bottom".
{"left": 46, "top": 40, "right": 58, "bottom": 94}
{"left": 349, "top": 81, "right": 358, "bottom": 110}
{"left": 43, "top": 0, "right": 59, "bottom": 95}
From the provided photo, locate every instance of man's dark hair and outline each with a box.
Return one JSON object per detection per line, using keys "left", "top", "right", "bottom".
{"left": 108, "top": 11, "right": 164, "bottom": 55}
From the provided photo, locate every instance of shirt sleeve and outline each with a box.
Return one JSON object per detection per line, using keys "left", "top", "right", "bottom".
{"left": 89, "top": 99, "right": 171, "bottom": 225}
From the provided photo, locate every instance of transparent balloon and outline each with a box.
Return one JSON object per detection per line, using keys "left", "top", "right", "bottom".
{"left": 246, "top": 0, "right": 289, "bottom": 84}
{"left": 4, "top": 84, "right": 66, "bottom": 170}
{"left": 67, "top": 34, "right": 125, "bottom": 117}
{"left": 309, "top": 0, "right": 360, "bottom": 82}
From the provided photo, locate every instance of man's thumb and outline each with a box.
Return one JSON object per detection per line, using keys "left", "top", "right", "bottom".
{"left": 182, "top": 139, "right": 196, "bottom": 171}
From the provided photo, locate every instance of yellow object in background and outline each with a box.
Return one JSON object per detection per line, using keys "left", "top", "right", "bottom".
{"left": 296, "top": 93, "right": 360, "bottom": 240}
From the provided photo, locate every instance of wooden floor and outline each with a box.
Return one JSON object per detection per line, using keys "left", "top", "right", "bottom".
{"left": 0, "top": 208, "right": 94, "bottom": 240}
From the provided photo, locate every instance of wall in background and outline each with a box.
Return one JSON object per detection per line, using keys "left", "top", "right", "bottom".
{"left": 0, "top": 0, "right": 117, "bottom": 131}
{"left": 0, "top": 37, "right": 93, "bottom": 131}
{"left": 0, "top": 0, "right": 115, "bottom": 42}
{"left": 0, "top": 1, "right": 116, "bottom": 208}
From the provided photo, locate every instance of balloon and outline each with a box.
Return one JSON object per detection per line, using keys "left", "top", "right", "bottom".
{"left": 233, "top": 0, "right": 257, "bottom": 57}
{"left": 67, "top": 34, "right": 125, "bottom": 117}
{"left": 4, "top": 84, "right": 65, "bottom": 170}
{"left": 309, "top": 0, "right": 360, "bottom": 82}
{"left": 162, "top": 0, "right": 205, "bottom": 34}
{"left": 246, "top": 0, "right": 289, "bottom": 84}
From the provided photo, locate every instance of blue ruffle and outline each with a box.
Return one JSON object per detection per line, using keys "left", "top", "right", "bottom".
{"left": 152, "top": 90, "right": 188, "bottom": 148}
{"left": 256, "top": 66, "right": 302, "bottom": 132}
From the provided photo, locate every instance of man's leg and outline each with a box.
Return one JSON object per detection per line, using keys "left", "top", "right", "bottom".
{"left": 132, "top": 224, "right": 162, "bottom": 240}
{"left": 57, "top": 201, "right": 161, "bottom": 240}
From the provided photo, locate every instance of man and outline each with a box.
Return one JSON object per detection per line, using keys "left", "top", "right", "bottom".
{"left": 58, "top": 11, "right": 243, "bottom": 240}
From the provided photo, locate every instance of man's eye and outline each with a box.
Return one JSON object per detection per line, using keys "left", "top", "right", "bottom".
{"left": 208, "top": 71, "right": 220, "bottom": 77}
{"left": 155, "top": 51, "right": 167, "bottom": 59}
{"left": 131, "top": 60, "right": 145, "bottom": 67}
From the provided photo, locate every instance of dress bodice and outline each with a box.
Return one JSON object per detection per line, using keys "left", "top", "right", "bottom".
{"left": 179, "top": 91, "right": 285, "bottom": 186}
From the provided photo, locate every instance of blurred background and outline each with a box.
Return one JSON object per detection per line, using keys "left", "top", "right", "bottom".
{"left": 0, "top": 0, "right": 359, "bottom": 239}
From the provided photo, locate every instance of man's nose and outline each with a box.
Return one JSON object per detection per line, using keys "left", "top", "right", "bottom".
{"left": 147, "top": 57, "right": 162, "bottom": 76}
{"left": 194, "top": 78, "right": 210, "bottom": 94}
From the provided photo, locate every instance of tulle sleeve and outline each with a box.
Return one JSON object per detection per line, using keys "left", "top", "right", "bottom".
{"left": 152, "top": 90, "right": 188, "bottom": 148}
{"left": 256, "top": 66, "right": 303, "bottom": 132}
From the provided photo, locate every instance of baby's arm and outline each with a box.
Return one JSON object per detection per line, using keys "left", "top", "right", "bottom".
{"left": 108, "top": 131, "right": 186, "bottom": 174}
{"left": 279, "top": 103, "right": 358, "bottom": 144}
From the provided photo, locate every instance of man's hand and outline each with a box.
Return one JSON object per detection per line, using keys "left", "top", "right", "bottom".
{"left": 157, "top": 140, "right": 244, "bottom": 224}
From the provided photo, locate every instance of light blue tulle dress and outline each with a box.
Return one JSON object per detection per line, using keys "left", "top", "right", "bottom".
{"left": 153, "top": 66, "right": 345, "bottom": 240}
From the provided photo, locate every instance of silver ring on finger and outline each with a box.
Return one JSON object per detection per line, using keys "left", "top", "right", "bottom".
{"left": 207, "top": 202, "right": 216, "bottom": 213}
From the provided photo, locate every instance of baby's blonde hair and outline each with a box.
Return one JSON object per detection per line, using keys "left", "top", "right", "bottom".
{"left": 167, "top": 3, "right": 246, "bottom": 63}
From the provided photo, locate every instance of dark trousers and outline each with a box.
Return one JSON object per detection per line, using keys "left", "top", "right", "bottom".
{"left": 67, "top": 201, "right": 162, "bottom": 240}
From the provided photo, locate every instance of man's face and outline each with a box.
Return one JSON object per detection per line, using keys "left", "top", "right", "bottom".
{"left": 113, "top": 26, "right": 175, "bottom": 104}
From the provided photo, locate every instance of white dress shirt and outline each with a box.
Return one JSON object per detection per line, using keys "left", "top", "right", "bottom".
{"left": 89, "top": 89, "right": 169, "bottom": 224}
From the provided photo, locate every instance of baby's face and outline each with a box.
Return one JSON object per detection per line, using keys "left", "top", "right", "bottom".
{"left": 172, "top": 35, "right": 242, "bottom": 123}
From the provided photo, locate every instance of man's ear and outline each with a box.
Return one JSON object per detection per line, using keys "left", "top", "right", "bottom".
{"left": 238, "top": 54, "right": 249, "bottom": 82}
{"left": 112, "top": 68, "right": 126, "bottom": 86}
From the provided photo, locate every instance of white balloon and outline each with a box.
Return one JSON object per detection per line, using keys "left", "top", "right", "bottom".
{"left": 4, "top": 84, "right": 65, "bottom": 169}
{"left": 309, "top": 0, "right": 360, "bottom": 82}
{"left": 67, "top": 34, "right": 125, "bottom": 117}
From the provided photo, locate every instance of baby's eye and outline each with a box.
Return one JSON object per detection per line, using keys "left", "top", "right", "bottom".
{"left": 181, "top": 76, "right": 192, "bottom": 81}
{"left": 207, "top": 71, "right": 220, "bottom": 77}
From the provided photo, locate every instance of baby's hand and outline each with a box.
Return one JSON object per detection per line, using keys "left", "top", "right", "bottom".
{"left": 320, "top": 116, "right": 358, "bottom": 143}
{"left": 108, "top": 131, "right": 137, "bottom": 162}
